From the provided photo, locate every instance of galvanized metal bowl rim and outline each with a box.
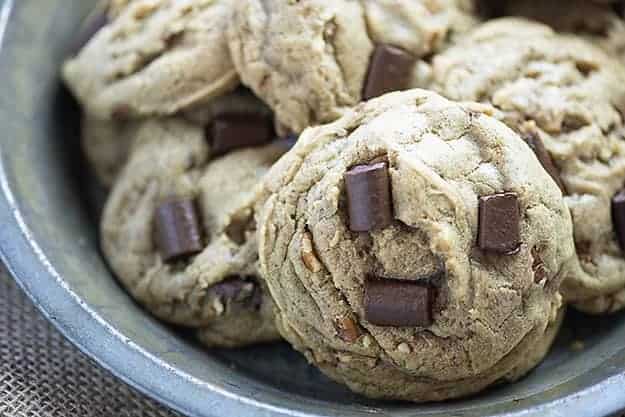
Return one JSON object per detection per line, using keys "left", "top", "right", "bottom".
{"left": 1, "top": 1, "right": 625, "bottom": 416}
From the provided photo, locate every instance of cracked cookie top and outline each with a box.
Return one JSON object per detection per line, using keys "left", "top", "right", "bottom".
{"left": 431, "top": 18, "right": 625, "bottom": 313}
{"left": 256, "top": 89, "right": 575, "bottom": 402}
{"left": 100, "top": 116, "right": 285, "bottom": 347}
{"left": 228, "top": 0, "right": 479, "bottom": 134}
{"left": 63, "top": 0, "right": 238, "bottom": 120}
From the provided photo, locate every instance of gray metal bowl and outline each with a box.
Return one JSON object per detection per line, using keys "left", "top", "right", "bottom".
{"left": 1, "top": 1, "right": 625, "bottom": 416}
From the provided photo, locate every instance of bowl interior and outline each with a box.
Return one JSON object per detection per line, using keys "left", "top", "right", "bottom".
{"left": 2, "top": 2, "right": 625, "bottom": 417}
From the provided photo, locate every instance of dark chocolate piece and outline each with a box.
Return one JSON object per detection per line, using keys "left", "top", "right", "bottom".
{"left": 478, "top": 193, "right": 521, "bottom": 254}
{"left": 364, "top": 277, "right": 434, "bottom": 327}
{"left": 612, "top": 188, "right": 625, "bottom": 251}
{"left": 69, "top": 6, "right": 109, "bottom": 56}
{"left": 207, "top": 113, "right": 273, "bottom": 155}
{"left": 155, "top": 198, "right": 203, "bottom": 262}
{"left": 522, "top": 132, "right": 566, "bottom": 193}
{"left": 208, "top": 277, "right": 261, "bottom": 310}
{"left": 363, "top": 44, "right": 416, "bottom": 100}
{"left": 345, "top": 162, "right": 393, "bottom": 232}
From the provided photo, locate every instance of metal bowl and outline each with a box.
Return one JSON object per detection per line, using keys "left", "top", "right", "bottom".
{"left": 1, "top": 1, "right": 625, "bottom": 416}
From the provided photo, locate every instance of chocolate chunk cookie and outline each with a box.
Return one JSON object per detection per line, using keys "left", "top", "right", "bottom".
{"left": 82, "top": 88, "right": 273, "bottom": 187}
{"left": 431, "top": 18, "right": 625, "bottom": 314}
{"left": 101, "top": 116, "right": 284, "bottom": 347}
{"left": 256, "top": 89, "right": 575, "bottom": 401}
{"left": 228, "top": 0, "right": 479, "bottom": 134}
{"left": 63, "top": 0, "right": 238, "bottom": 120}
{"left": 499, "top": 0, "right": 625, "bottom": 63}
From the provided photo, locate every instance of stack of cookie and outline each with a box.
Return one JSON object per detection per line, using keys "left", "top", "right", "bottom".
{"left": 62, "top": 0, "right": 625, "bottom": 402}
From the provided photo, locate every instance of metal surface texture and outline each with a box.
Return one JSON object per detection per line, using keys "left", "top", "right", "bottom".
{"left": 1, "top": 1, "right": 625, "bottom": 416}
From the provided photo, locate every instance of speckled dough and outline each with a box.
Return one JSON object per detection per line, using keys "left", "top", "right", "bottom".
{"left": 228, "top": 0, "right": 479, "bottom": 134}
{"left": 256, "top": 89, "right": 575, "bottom": 401}
{"left": 81, "top": 88, "right": 272, "bottom": 188}
{"left": 63, "top": 0, "right": 238, "bottom": 120}
{"left": 499, "top": 0, "right": 625, "bottom": 63}
{"left": 81, "top": 116, "right": 139, "bottom": 187}
{"left": 431, "top": 18, "right": 625, "bottom": 314}
{"left": 101, "top": 117, "right": 284, "bottom": 347}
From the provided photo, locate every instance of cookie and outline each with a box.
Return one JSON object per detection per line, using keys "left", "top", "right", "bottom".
{"left": 81, "top": 88, "right": 273, "bottom": 187}
{"left": 63, "top": 0, "right": 238, "bottom": 120}
{"left": 81, "top": 116, "right": 138, "bottom": 187}
{"left": 256, "top": 89, "right": 575, "bottom": 401}
{"left": 505, "top": 307, "right": 565, "bottom": 381}
{"left": 101, "top": 116, "right": 284, "bottom": 347}
{"left": 228, "top": 0, "right": 479, "bottom": 134}
{"left": 431, "top": 18, "right": 625, "bottom": 314}
{"left": 498, "top": 0, "right": 625, "bottom": 62}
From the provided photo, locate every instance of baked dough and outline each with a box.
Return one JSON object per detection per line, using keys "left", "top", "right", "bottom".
{"left": 63, "top": 0, "right": 238, "bottom": 120}
{"left": 256, "top": 89, "right": 575, "bottom": 401}
{"left": 431, "top": 18, "right": 625, "bottom": 314}
{"left": 81, "top": 88, "right": 272, "bottom": 187}
{"left": 101, "top": 117, "right": 284, "bottom": 347}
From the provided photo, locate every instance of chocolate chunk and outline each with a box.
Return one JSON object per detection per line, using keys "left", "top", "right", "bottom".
{"left": 364, "top": 277, "right": 434, "bottom": 327}
{"left": 345, "top": 162, "right": 393, "bottom": 232}
{"left": 613, "top": 1, "right": 625, "bottom": 18}
{"left": 208, "top": 277, "right": 261, "bottom": 310}
{"left": 612, "top": 188, "right": 625, "bottom": 251}
{"left": 363, "top": 44, "right": 416, "bottom": 100}
{"left": 154, "top": 198, "right": 203, "bottom": 262}
{"left": 334, "top": 316, "right": 361, "bottom": 343}
{"left": 69, "top": 6, "right": 109, "bottom": 56}
{"left": 207, "top": 114, "right": 274, "bottom": 155}
{"left": 522, "top": 132, "right": 566, "bottom": 193}
{"left": 478, "top": 193, "right": 521, "bottom": 254}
